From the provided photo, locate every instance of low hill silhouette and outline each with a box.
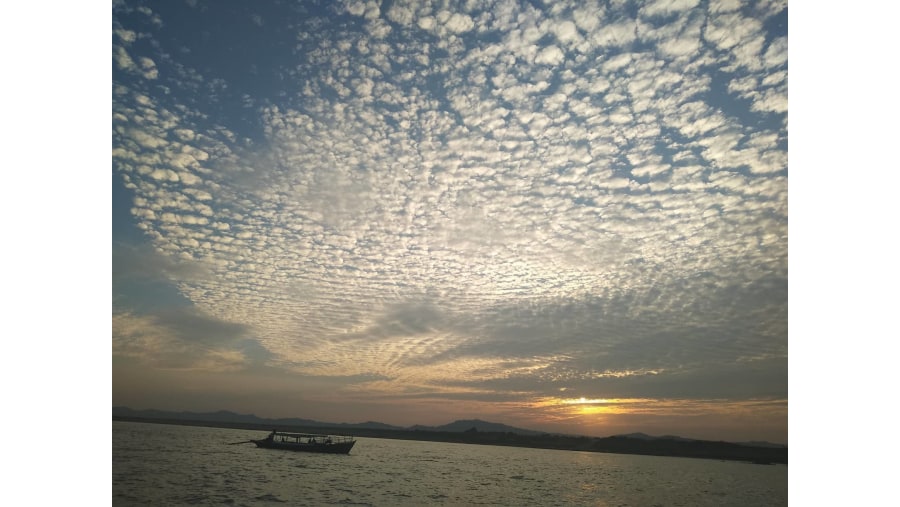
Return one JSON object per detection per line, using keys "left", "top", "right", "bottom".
{"left": 409, "top": 418, "right": 543, "bottom": 435}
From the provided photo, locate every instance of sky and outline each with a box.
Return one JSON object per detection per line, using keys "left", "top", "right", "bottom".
{"left": 111, "top": 0, "right": 788, "bottom": 444}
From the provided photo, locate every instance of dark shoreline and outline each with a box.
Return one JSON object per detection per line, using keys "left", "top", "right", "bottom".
{"left": 113, "top": 416, "right": 787, "bottom": 465}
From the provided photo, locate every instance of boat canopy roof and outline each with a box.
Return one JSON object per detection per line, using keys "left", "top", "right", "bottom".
{"left": 270, "top": 430, "right": 351, "bottom": 439}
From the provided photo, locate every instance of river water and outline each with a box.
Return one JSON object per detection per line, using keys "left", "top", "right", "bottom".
{"left": 112, "top": 421, "right": 786, "bottom": 506}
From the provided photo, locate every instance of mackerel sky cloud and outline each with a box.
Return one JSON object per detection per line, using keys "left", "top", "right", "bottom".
{"left": 112, "top": 0, "right": 787, "bottom": 443}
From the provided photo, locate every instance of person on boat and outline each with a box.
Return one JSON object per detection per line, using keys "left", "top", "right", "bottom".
{"left": 267, "top": 430, "right": 276, "bottom": 441}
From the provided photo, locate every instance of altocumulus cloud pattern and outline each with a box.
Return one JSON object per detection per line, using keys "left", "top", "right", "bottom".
{"left": 112, "top": 0, "right": 787, "bottom": 442}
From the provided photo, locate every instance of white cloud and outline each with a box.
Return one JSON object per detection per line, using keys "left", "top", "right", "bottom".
{"left": 138, "top": 57, "right": 158, "bottom": 79}
{"left": 764, "top": 36, "right": 788, "bottom": 68}
{"left": 344, "top": 1, "right": 367, "bottom": 17}
{"left": 129, "top": 129, "right": 167, "bottom": 149}
{"left": 708, "top": 0, "right": 742, "bottom": 13}
{"left": 365, "top": 2, "right": 381, "bottom": 20}
{"left": 631, "top": 163, "right": 671, "bottom": 179}
{"left": 178, "top": 171, "right": 202, "bottom": 186}
{"left": 642, "top": 0, "right": 701, "bottom": 17}
{"left": 535, "top": 45, "right": 565, "bottom": 65}
{"left": 418, "top": 16, "right": 435, "bottom": 30}
{"left": 730, "top": 34, "right": 767, "bottom": 71}
{"left": 387, "top": 4, "right": 415, "bottom": 26}
{"left": 704, "top": 12, "right": 761, "bottom": 53}
{"left": 602, "top": 52, "right": 632, "bottom": 72}
{"left": 750, "top": 88, "right": 788, "bottom": 114}
{"left": 659, "top": 35, "right": 700, "bottom": 57}
{"left": 116, "top": 29, "right": 136, "bottom": 44}
{"left": 573, "top": 5, "right": 603, "bottom": 33}
{"left": 444, "top": 12, "right": 474, "bottom": 33}
{"left": 551, "top": 20, "right": 580, "bottom": 46}
{"left": 366, "top": 18, "right": 392, "bottom": 39}
{"left": 114, "top": 46, "right": 137, "bottom": 73}
{"left": 591, "top": 21, "right": 637, "bottom": 47}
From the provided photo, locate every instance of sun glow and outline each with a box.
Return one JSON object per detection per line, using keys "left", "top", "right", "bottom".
{"left": 562, "top": 397, "right": 610, "bottom": 405}
{"left": 560, "top": 397, "right": 616, "bottom": 415}
{"left": 529, "top": 396, "right": 662, "bottom": 417}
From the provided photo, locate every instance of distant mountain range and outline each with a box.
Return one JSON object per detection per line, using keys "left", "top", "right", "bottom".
{"left": 112, "top": 407, "right": 784, "bottom": 448}
{"left": 614, "top": 432, "right": 786, "bottom": 449}
{"left": 112, "top": 406, "right": 402, "bottom": 431}
{"left": 112, "top": 407, "right": 543, "bottom": 435}
{"left": 409, "top": 419, "right": 545, "bottom": 435}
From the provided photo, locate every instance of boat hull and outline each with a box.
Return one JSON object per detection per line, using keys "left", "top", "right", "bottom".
{"left": 251, "top": 439, "right": 356, "bottom": 454}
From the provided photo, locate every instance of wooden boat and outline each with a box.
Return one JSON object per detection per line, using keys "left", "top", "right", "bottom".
{"left": 250, "top": 430, "right": 356, "bottom": 454}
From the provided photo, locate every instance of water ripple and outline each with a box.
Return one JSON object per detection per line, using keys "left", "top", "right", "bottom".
{"left": 114, "top": 422, "right": 786, "bottom": 506}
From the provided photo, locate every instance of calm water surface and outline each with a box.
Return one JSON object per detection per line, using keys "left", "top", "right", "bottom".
{"left": 113, "top": 421, "right": 786, "bottom": 506}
